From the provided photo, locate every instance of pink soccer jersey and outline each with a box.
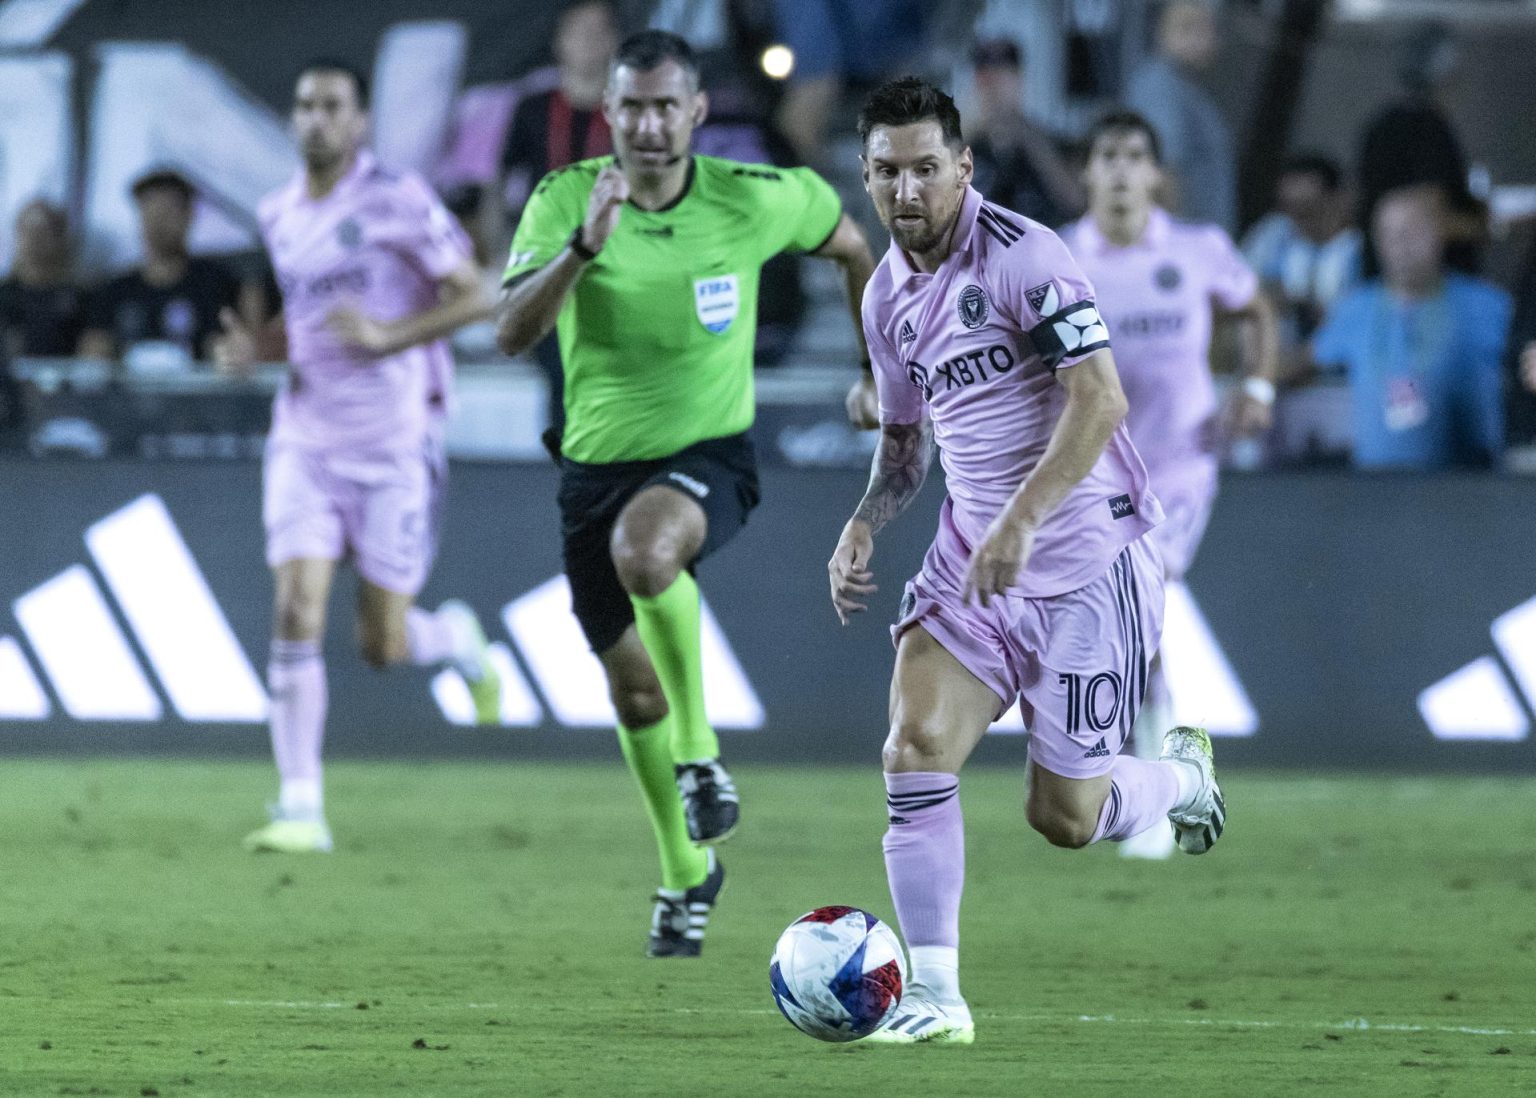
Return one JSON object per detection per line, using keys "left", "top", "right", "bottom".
{"left": 864, "top": 186, "right": 1163, "bottom": 598}
{"left": 1058, "top": 209, "right": 1257, "bottom": 487}
{"left": 259, "top": 150, "right": 471, "bottom": 454}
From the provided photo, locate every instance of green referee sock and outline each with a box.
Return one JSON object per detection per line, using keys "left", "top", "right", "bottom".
{"left": 630, "top": 572, "right": 719, "bottom": 764}
{"left": 617, "top": 718, "right": 708, "bottom": 891}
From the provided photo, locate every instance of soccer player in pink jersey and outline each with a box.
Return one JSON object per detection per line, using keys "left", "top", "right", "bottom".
{"left": 1060, "top": 112, "right": 1276, "bottom": 858}
{"left": 827, "top": 79, "right": 1227, "bottom": 1044}
{"left": 215, "top": 61, "right": 502, "bottom": 854}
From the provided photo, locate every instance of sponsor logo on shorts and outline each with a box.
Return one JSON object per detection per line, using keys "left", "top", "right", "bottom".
{"left": 898, "top": 590, "right": 916, "bottom": 621}
{"left": 1084, "top": 736, "right": 1111, "bottom": 758}
{"left": 1108, "top": 494, "right": 1136, "bottom": 520}
{"left": 899, "top": 320, "right": 917, "bottom": 345}
{"left": 668, "top": 472, "right": 710, "bottom": 498}
{"left": 957, "top": 284, "right": 989, "bottom": 329}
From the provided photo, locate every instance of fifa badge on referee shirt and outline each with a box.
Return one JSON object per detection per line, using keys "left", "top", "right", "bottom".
{"left": 694, "top": 275, "right": 740, "bottom": 334}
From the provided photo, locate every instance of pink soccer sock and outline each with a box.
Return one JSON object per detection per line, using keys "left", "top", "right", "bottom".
{"left": 268, "top": 639, "right": 327, "bottom": 813}
{"left": 405, "top": 606, "right": 455, "bottom": 666}
{"left": 1090, "top": 755, "right": 1183, "bottom": 843}
{"left": 883, "top": 772, "right": 964, "bottom": 949}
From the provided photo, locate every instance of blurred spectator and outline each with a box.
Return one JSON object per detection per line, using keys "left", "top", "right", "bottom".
{"left": 79, "top": 170, "right": 258, "bottom": 370}
{"left": 0, "top": 199, "right": 86, "bottom": 358}
{"left": 1356, "top": 22, "right": 1479, "bottom": 278}
{"left": 1509, "top": 229, "right": 1536, "bottom": 453}
{"left": 965, "top": 39, "right": 1083, "bottom": 228}
{"left": 492, "top": 0, "right": 619, "bottom": 434}
{"left": 1241, "top": 155, "right": 1362, "bottom": 358}
{"left": 1126, "top": 0, "right": 1235, "bottom": 234}
{"left": 1309, "top": 185, "right": 1509, "bottom": 471}
{"left": 771, "top": 0, "right": 928, "bottom": 167}
{"left": 486, "top": 0, "right": 619, "bottom": 257}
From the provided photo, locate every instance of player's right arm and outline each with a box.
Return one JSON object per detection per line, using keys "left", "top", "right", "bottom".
{"left": 828, "top": 309, "right": 933, "bottom": 624}
{"left": 212, "top": 307, "right": 288, "bottom": 379}
{"left": 495, "top": 164, "right": 626, "bottom": 356}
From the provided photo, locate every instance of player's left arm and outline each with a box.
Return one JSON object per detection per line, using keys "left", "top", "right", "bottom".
{"left": 1216, "top": 290, "right": 1279, "bottom": 436}
{"left": 963, "top": 349, "right": 1129, "bottom": 607}
{"left": 327, "top": 260, "right": 491, "bottom": 357}
{"left": 811, "top": 214, "right": 880, "bottom": 428}
{"left": 1208, "top": 228, "right": 1279, "bottom": 436}
{"left": 327, "top": 179, "right": 491, "bottom": 356}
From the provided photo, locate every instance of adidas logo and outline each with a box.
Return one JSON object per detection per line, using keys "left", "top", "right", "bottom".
{"left": 1084, "top": 737, "right": 1111, "bottom": 759}
{"left": 2, "top": 494, "right": 764, "bottom": 732}
{"left": 898, "top": 320, "right": 917, "bottom": 345}
{"left": 1418, "top": 595, "right": 1536, "bottom": 741}
{"left": 1, "top": 494, "right": 267, "bottom": 722}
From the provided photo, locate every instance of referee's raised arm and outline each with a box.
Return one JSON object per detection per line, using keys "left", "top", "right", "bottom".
{"left": 496, "top": 166, "right": 626, "bottom": 357}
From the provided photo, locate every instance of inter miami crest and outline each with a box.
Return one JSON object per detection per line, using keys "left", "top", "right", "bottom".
{"left": 957, "top": 284, "right": 989, "bottom": 329}
{"left": 1026, "top": 281, "right": 1059, "bottom": 316}
{"left": 1154, "top": 263, "right": 1182, "bottom": 291}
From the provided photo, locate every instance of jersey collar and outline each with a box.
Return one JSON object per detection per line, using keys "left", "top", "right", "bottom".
{"left": 619, "top": 155, "right": 697, "bottom": 214}
{"left": 1075, "top": 206, "right": 1171, "bottom": 253}
{"left": 293, "top": 148, "right": 376, "bottom": 206}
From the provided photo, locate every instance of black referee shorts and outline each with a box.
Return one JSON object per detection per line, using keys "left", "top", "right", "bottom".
{"left": 557, "top": 431, "right": 761, "bottom": 654}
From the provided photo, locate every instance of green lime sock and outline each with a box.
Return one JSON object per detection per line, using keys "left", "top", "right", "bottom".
{"left": 630, "top": 571, "right": 719, "bottom": 764}
{"left": 617, "top": 718, "right": 708, "bottom": 892}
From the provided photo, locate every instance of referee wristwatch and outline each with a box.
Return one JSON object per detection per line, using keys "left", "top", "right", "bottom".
{"left": 568, "top": 226, "right": 600, "bottom": 262}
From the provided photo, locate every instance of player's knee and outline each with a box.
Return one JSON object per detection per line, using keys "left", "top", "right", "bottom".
{"left": 273, "top": 598, "right": 324, "bottom": 642}
{"left": 883, "top": 714, "right": 950, "bottom": 772}
{"left": 1025, "top": 801, "right": 1097, "bottom": 849}
{"left": 612, "top": 683, "right": 669, "bottom": 729}
{"left": 610, "top": 536, "right": 684, "bottom": 598}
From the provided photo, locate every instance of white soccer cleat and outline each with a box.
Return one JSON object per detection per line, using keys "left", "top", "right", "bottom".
{"left": 243, "top": 808, "right": 333, "bottom": 854}
{"left": 1119, "top": 818, "right": 1178, "bottom": 860}
{"left": 865, "top": 993, "right": 975, "bottom": 1045}
{"left": 1161, "top": 725, "right": 1225, "bottom": 855}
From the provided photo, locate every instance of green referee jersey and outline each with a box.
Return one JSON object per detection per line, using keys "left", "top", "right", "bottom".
{"left": 504, "top": 155, "right": 843, "bottom": 463}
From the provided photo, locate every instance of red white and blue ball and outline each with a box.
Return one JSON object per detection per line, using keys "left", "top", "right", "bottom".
{"left": 769, "top": 906, "right": 906, "bottom": 1042}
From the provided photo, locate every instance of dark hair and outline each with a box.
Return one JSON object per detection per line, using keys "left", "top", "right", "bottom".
{"left": 857, "top": 77, "right": 964, "bottom": 149}
{"left": 131, "top": 168, "right": 195, "bottom": 204}
{"left": 611, "top": 29, "right": 698, "bottom": 86}
{"left": 1280, "top": 153, "right": 1343, "bottom": 192}
{"left": 297, "top": 57, "right": 370, "bottom": 109}
{"left": 1085, "top": 109, "right": 1162, "bottom": 164}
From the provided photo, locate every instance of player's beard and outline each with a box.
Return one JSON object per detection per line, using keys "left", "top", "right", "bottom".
{"left": 887, "top": 202, "right": 955, "bottom": 256}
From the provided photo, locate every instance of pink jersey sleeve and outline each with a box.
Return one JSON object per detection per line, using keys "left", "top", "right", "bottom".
{"left": 863, "top": 285, "right": 925, "bottom": 424}
{"left": 1201, "top": 225, "right": 1258, "bottom": 311}
{"left": 390, "top": 174, "right": 473, "bottom": 281}
{"left": 993, "top": 226, "right": 1110, "bottom": 372}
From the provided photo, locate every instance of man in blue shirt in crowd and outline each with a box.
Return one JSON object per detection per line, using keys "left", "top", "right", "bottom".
{"left": 1311, "top": 183, "right": 1509, "bottom": 469}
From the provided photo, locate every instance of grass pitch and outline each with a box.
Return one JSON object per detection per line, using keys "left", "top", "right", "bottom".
{"left": 1, "top": 758, "right": 1534, "bottom": 1097}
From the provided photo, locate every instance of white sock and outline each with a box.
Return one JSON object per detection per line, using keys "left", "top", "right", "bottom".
{"left": 279, "top": 777, "right": 323, "bottom": 820}
{"left": 1168, "top": 759, "right": 1202, "bottom": 815}
{"left": 908, "top": 944, "right": 962, "bottom": 1005}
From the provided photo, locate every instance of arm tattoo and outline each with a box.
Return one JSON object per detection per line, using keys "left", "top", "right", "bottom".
{"left": 853, "top": 420, "right": 933, "bottom": 534}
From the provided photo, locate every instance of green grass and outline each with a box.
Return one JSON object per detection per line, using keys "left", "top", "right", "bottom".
{"left": 1, "top": 759, "right": 1534, "bottom": 1097}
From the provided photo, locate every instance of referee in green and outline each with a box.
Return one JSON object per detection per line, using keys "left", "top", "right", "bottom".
{"left": 497, "top": 30, "right": 876, "bottom": 957}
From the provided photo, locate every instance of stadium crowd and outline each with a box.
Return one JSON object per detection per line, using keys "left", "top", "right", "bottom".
{"left": 2, "top": 0, "right": 1535, "bottom": 470}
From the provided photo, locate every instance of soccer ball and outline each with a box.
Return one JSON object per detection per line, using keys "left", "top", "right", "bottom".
{"left": 768, "top": 906, "right": 906, "bottom": 1042}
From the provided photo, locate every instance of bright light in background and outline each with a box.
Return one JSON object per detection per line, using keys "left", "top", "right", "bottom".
{"left": 761, "top": 44, "right": 794, "bottom": 80}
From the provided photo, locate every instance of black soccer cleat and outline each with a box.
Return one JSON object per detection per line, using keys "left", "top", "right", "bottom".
{"left": 675, "top": 759, "right": 740, "bottom": 844}
{"left": 647, "top": 849, "right": 725, "bottom": 958}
